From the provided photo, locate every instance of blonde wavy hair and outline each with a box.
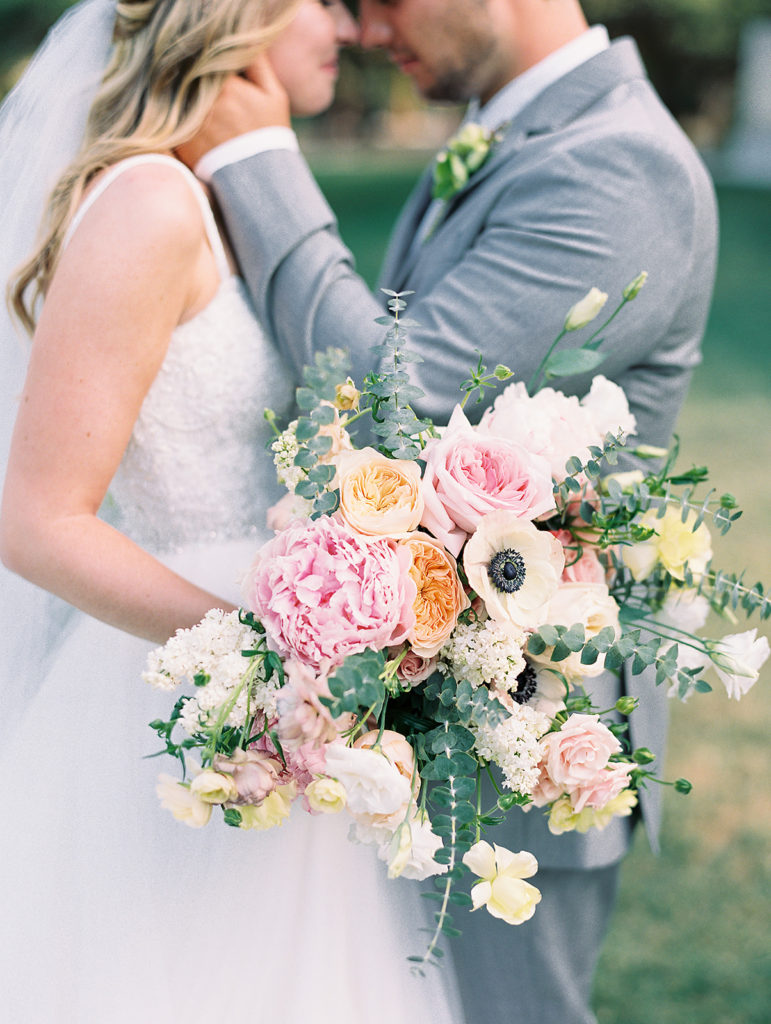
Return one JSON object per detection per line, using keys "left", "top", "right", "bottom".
{"left": 12, "top": 0, "right": 302, "bottom": 333}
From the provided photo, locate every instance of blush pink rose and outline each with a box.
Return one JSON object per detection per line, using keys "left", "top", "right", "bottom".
{"left": 552, "top": 530, "right": 606, "bottom": 584}
{"left": 393, "top": 647, "right": 438, "bottom": 686}
{"left": 540, "top": 714, "right": 622, "bottom": 793}
{"left": 529, "top": 762, "right": 565, "bottom": 808}
{"left": 569, "top": 761, "right": 633, "bottom": 813}
{"left": 420, "top": 406, "right": 555, "bottom": 557}
{"left": 242, "top": 516, "right": 417, "bottom": 668}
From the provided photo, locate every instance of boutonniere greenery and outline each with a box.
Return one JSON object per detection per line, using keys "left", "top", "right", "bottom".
{"left": 431, "top": 122, "right": 503, "bottom": 201}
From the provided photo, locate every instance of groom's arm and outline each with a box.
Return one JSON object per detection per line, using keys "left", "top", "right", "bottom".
{"left": 211, "top": 148, "right": 387, "bottom": 391}
{"left": 211, "top": 135, "right": 715, "bottom": 452}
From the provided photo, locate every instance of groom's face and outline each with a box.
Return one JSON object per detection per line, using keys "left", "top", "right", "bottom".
{"left": 359, "top": 0, "right": 514, "bottom": 103}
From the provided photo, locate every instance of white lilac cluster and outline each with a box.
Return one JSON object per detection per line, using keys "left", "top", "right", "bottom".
{"left": 143, "top": 609, "right": 280, "bottom": 734}
{"left": 440, "top": 617, "right": 528, "bottom": 692}
{"left": 270, "top": 420, "right": 302, "bottom": 491}
{"left": 472, "top": 703, "right": 551, "bottom": 794}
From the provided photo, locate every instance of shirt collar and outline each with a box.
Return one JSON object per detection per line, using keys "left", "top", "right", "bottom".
{"left": 467, "top": 25, "right": 611, "bottom": 131}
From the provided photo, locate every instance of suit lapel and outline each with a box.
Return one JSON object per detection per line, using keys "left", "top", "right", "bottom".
{"left": 438, "top": 39, "right": 648, "bottom": 220}
{"left": 379, "top": 39, "right": 647, "bottom": 288}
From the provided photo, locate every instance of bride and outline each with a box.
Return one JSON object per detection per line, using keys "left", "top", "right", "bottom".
{"left": 0, "top": 1, "right": 462, "bottom": 1021}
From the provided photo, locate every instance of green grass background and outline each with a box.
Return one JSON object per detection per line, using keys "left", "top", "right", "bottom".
{"left": 311, "top": 156, "right": 771, "bottom": 1024}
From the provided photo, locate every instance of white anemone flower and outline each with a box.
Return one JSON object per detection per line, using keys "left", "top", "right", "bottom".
{"left": 463, "top": 511, "right": 564, "bottom": 629}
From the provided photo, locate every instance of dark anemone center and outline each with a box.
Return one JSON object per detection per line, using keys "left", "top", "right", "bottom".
{"left": 512, "top": 664, "right": 538, "bottom": 705}
{"left": 488, "top": 548, "right": 526, "bottom": 594}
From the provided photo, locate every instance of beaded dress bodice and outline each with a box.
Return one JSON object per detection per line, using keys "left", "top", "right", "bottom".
{"left": 68, "top": 155, "right": 296, "bottom": 553}
{"left": 109, "top": 275, "right": 294, "bottom": 552}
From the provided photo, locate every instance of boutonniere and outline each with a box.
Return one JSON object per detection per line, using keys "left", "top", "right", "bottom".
{"left": 431, "top": 122, "right": 504, "bottom": 202}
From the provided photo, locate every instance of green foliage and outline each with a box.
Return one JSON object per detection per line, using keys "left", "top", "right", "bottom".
{"left": 362, "top": 291, "right": 431, "bottom": 459}
{"left": 321, "top": 648, "right": 387, "bottom": 719}
{"left": 290, "top": 348, "right": 351, "bottom": 516}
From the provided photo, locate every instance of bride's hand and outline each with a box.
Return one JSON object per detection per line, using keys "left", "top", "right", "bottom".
{"left": 176, "top": 59, "right": 290, "bottom": 169}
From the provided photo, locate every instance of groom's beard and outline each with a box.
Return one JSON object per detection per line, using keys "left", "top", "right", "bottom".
{"left": 417, "top": 17, "right": 504, "bottom": 103}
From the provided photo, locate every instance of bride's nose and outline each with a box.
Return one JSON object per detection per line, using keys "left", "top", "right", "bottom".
{"left": 332, "top": 0, "right": 360, "bottom": 46}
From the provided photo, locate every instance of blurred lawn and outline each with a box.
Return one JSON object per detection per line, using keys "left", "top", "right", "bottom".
{"left": 312, "top": 156, "right": 771, "bottom": 1023}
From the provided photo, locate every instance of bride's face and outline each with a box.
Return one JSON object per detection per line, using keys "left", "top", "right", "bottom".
{"left": 267, "top": 0, "right": 358, "bottom": 117}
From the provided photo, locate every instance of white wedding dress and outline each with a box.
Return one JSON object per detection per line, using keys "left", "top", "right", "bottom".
{"left": 0, "top": 156, "right": 462, "bottom": 1024}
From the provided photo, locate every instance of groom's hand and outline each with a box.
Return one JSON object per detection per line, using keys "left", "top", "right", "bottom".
{"left": 176, "top": 56, "right": 290, "bottom": 169}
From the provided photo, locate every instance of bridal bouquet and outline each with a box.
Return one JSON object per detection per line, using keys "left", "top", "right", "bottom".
{"left": 144, "top": 279, "right": 769, "bottom": 967}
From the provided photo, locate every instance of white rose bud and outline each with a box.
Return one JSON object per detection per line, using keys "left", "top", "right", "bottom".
{"left": 564, "top": 287, "right": 608, "bottom": 331}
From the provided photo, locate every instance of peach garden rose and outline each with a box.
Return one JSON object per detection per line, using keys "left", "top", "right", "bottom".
{"left": 401, "top": 533, "right": 470, "bottom": 658}
{"left": 337, "top": 447, "right": 423, "bottom": 537}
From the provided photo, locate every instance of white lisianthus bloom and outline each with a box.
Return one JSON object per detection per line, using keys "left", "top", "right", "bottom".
{"left": 382, "top": 812, "right": 448, "bottom": 881}
{"left": 156, "top": 774, "right": 211, "bottom": 828}
{"left": 580, "top": 375, "right": 636, "bottom": 440}
{"left": 462, "top": 841, "right": 541, "bottom": 925}
{"left": 324, "top": 745, "right": 412, "bottom": 819}
{"left": 479, "top": 381, "right": 601, "bottom": 482}
{"left": 464, "top": 512, "right": 564, "bottom": 630}
{"left": 707, "top": 630, "right": 770, "bottom": 699}
{"left": 564, "top": 287, "right": 608, "bottom": 331}
{"left": 189, "top": 770, "right": 239, "bottom": 805}
{"left": 622, "top": 506, "right": 712, "bottom": 583}
{"left": 654, "top": 588, "right": 711, "bottom": 634}
{"left": 529, "top": 582, "right": 620, "bottom": 683}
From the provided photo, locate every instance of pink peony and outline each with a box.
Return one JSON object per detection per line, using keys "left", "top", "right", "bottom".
{"left": 539, "top": 714, "right": 622, "bottom": 794}
{"left": 420, "top": 406, "right": 555, "bottom": 557}
{"left": 242, "top": 516, "right": 417, "bottom": 668}
{"left": 552, "top": 530, "right": 606, "bottom": 584}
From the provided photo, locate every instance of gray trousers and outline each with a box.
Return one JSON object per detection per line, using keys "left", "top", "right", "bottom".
{"left": 451, "top": 863, "right": 621, "bottom": 1024}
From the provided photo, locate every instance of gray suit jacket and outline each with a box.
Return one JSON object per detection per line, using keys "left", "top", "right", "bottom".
{"left": 213, "top": 39, "right": 718, "bottom": 868}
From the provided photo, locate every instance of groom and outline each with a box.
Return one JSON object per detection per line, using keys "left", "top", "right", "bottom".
{"left": 181, "top": 1, "right": 717, "bottom": 1020}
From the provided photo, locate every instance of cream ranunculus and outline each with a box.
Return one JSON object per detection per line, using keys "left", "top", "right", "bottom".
{"left": 156, "top": 774, "right": 212, "bottom": 828}
{"left": 463, "top": 511, "right": 564, "bottom": 630}
{"left": 305, "top": 776, "right": 347, "bottom": 814}
{"left": 337, "top": 448, "right": 424, "bottom": 537}
{"left": 622, "top": 506, "right": 712, "bottom": 582}
{"left": 529, "top": 581, "right": 620, "bottom": 683}
{"left": 189, "top": 769, "right": 239, "bottom": 805}
{"left": 462, "top": 841, "right": 541, "bottom": 925}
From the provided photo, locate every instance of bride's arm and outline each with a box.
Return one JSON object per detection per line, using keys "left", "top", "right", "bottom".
{"left": 0, "top": 165, "right": 237, "bottom": 644}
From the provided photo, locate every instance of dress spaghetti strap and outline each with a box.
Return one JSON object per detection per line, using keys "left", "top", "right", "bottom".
{"left": 62, "top": 153, "right": 232, "bottom": 281}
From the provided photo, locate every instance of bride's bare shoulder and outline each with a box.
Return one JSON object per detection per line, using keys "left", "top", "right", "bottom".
{"left": 70, "top": 157, "right": 208, "bottom": 262}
